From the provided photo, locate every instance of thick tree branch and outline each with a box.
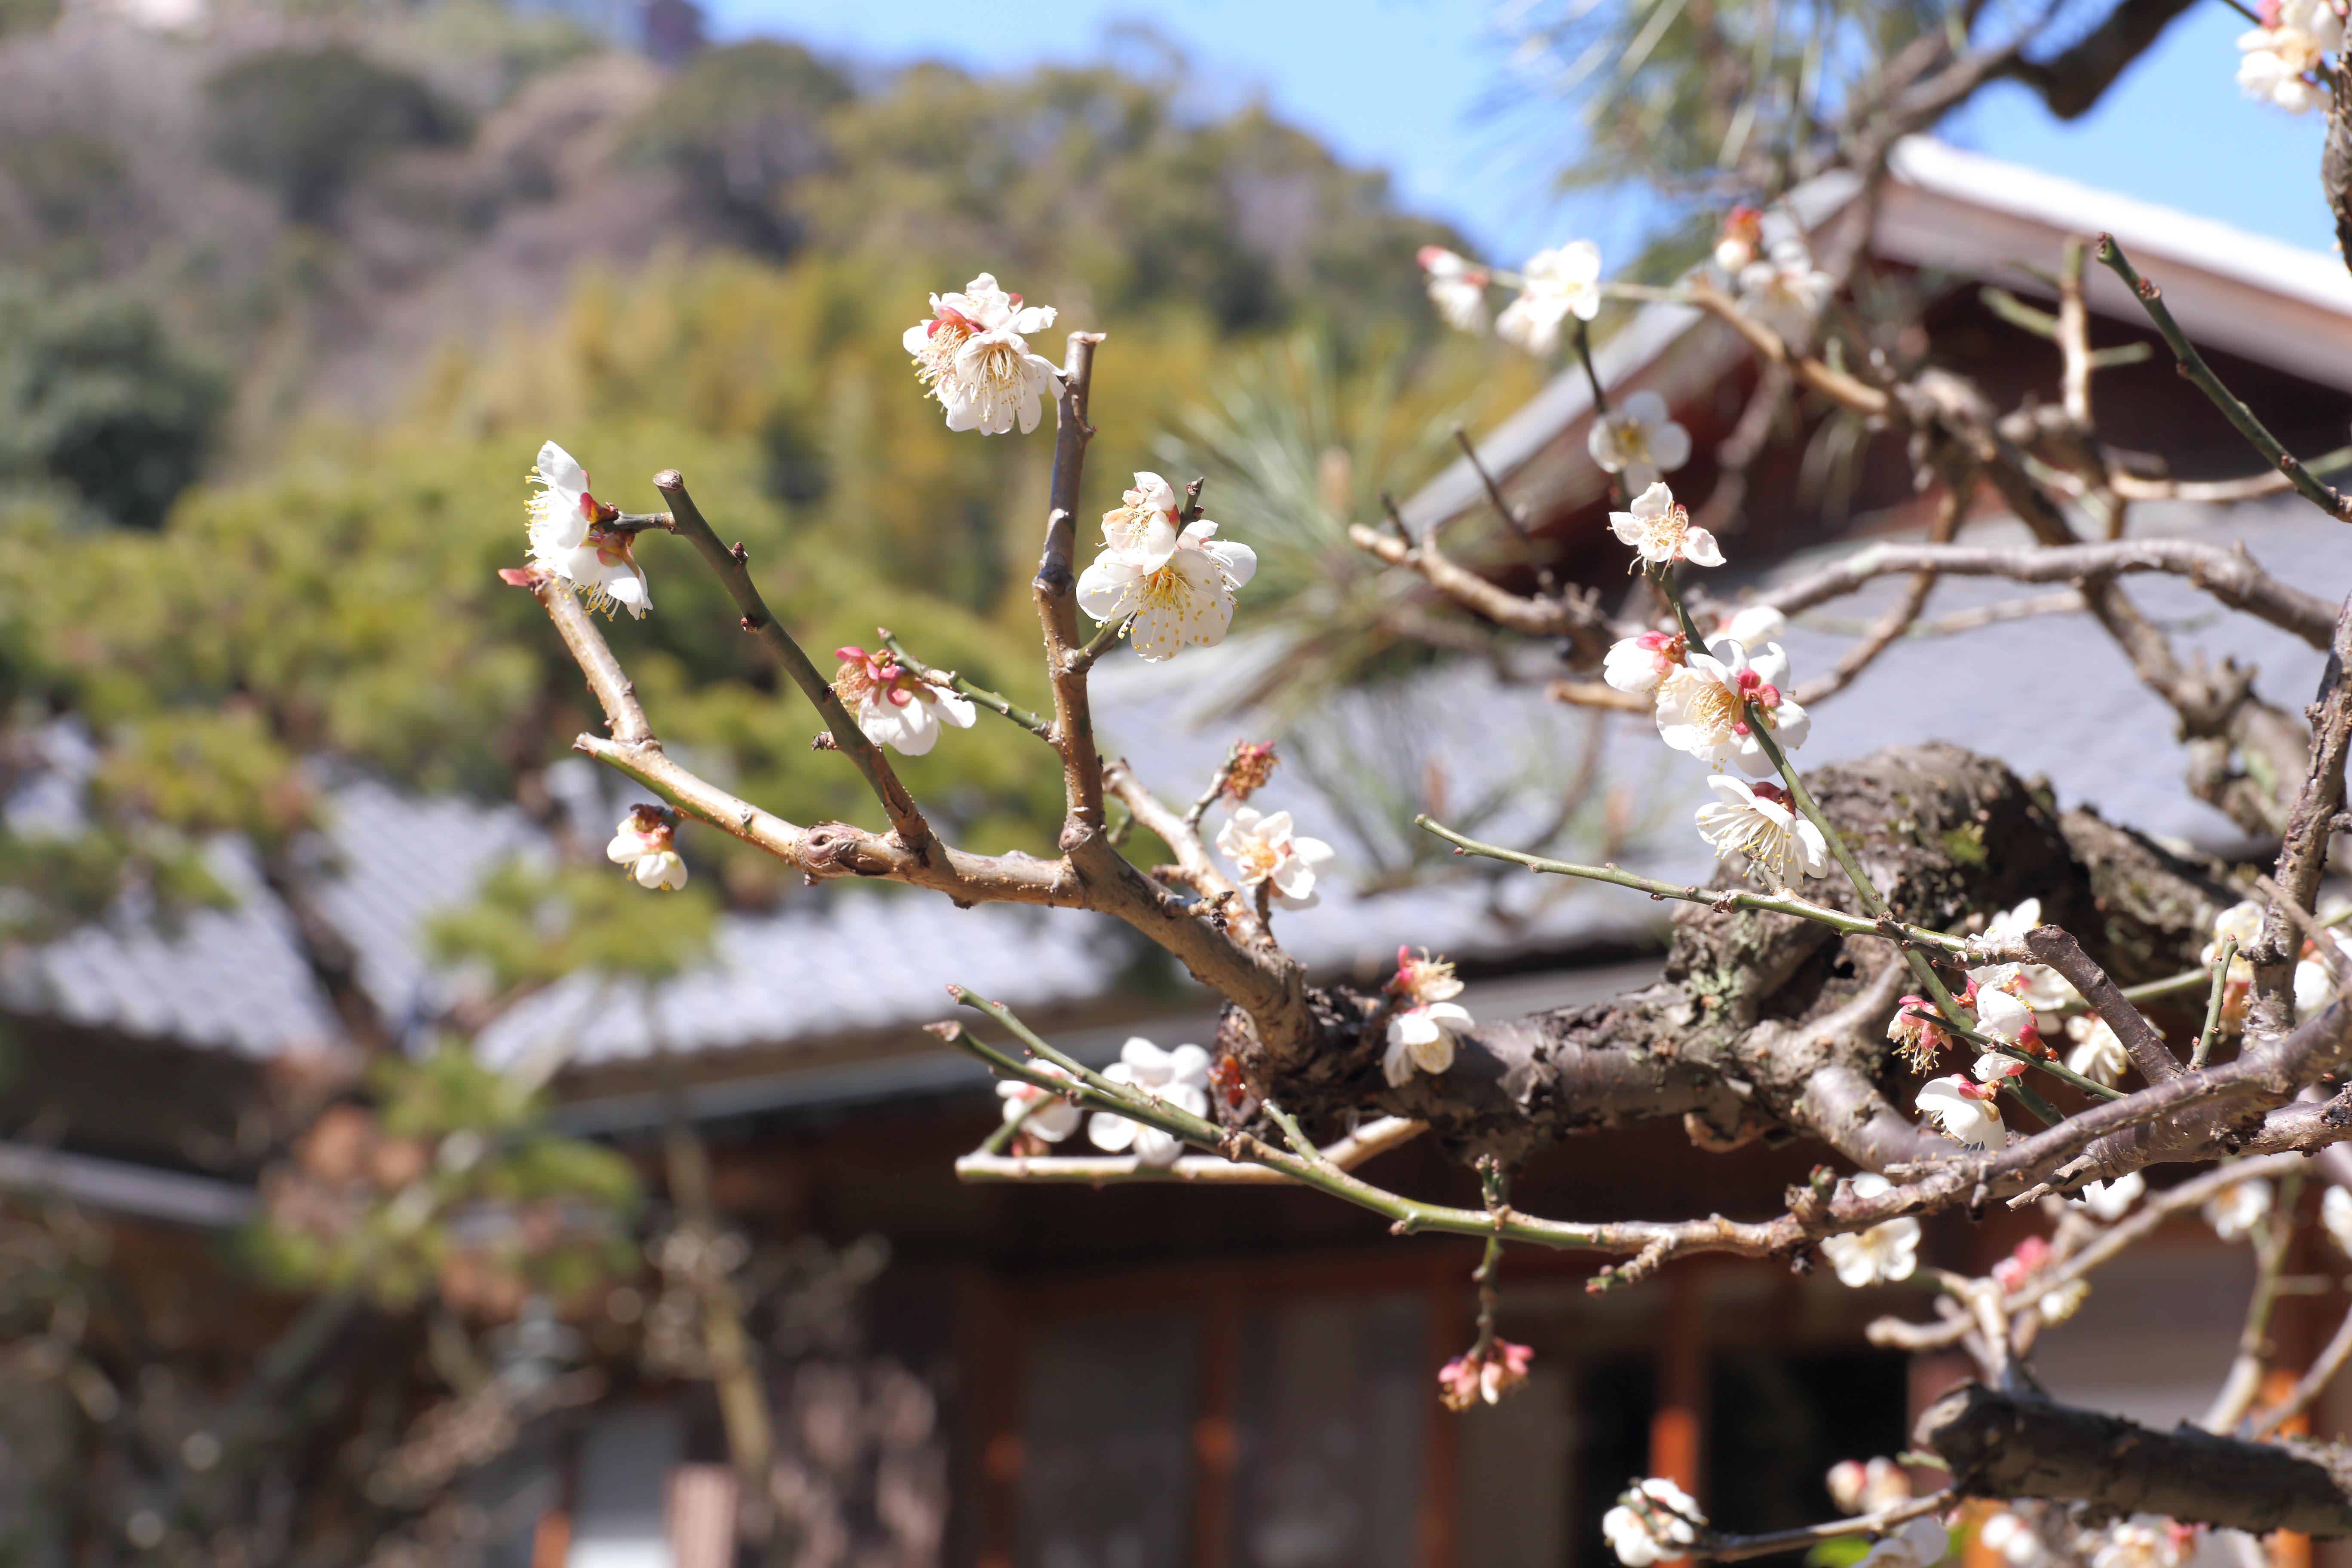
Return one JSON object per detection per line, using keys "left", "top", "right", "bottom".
{"left": 1918, "top": 1382, "right": 2352, "bottom": 1535}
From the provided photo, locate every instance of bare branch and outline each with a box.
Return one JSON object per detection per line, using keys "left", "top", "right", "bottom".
{"left": 653, "top": 472, "right": 934, "bottom": 851}
{"left": 1035, "top": 332, "right": 1111, "bottom": 839}
{"left": 1758, "top": 538, "right": 2339, "bottom": 651}
{"left": 2095, "top": 236, "right": 2352, "bottom": 522}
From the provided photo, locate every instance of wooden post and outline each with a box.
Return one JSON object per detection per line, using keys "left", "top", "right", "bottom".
{"left": 1190, "top": 1278, "right": 1241, "bottom": 1568}
{"left": 1421, "top": 1268, "right": 1465, "bottom": 1568}
{"left": 1648, "top": 1271, "right": 1703, "bottom": 1499}
{"left": 2265, "top": 1367, "right": 2314, "bottom": 1568}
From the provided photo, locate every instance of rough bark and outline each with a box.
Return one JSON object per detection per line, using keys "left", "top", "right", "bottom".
{"left": 1918, "top": 1383, "right": 2352, "bottom": 1535}
{"left": 1222, "top": 743, "right": 2237, "bottom": 1169}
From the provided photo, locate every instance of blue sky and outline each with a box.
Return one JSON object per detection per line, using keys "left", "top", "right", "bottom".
{"left": 705, "top": 0, "right": 2337, "bottom": 267}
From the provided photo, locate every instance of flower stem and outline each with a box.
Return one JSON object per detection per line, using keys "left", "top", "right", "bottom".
{"left": 878, "top": 631, "right": 1053, "bottom": 741}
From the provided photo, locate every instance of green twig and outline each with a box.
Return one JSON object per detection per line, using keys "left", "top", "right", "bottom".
{"left": 2196, "top": 938, "right": 2238, "bottom": 1070}
{"left": 1067, "top": 611, "right": 1134, "bottom": 675}
{"left": 877, "top": 631, "right": 1053, "bottom": 741}
{"left": 1414, "top": 816, "right": 1967, "bottom": 954}
{"left": 2093, "top": 236, "right": 2352, "bottom": 521}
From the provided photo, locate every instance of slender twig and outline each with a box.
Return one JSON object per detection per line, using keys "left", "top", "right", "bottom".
{"left": 1451, "top": 423, "right": 1558, "bottom": 594}
{"left": 1065, "top": 611, "right": 1133, "bottom": 676}
{"left": 2202, "top": 1170, "right": 2300, "bottom": 1432}
{"left": 877, "top": 630, "right": 1053, "bottom": 742}
{"left": 1702, "top": 1491, "right": 1955, "bottom": 1563}
{"left": 2196, "top": 939, "right": 2237, "bottom": 1070}
{"left": 1573, "top": 318, "right": 1613, "bottom": 420}
{"left": 2253, "top": 1292, "right": 2352, "bottom": 1439}
{"left": 653, "top": 472, "right": 933, "bottom": 849}
{"left": 1415, "top": 816, "right": 1967, "bottom": 954}
{"left": 2093, "top": 236, "right": 2352, "bottom": 522}
{"left": 956, "top": 1116, "right": 1427, "bottom": 1185}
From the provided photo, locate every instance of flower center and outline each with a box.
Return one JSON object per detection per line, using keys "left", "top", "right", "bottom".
{"left": 1689, "top": 679, "right": 1741, "bottom": 737}
{"left": 1638, "top": 508, "right": 1687, "bottom": 555}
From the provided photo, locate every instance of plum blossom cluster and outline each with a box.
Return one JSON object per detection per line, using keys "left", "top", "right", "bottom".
{"left": 1991, "top": 1236, "right": 2089, "bottom": 1325}
{"left": 1077, "top": 472, "right": 1259, "bottom": 661}
{"left": 997, "top": 1063, "right": 1080, "bottom": 1145}
{"left": 607, "top": 805, "right": 688, "bottom": 891}
{"left": 1825, "top": 1455, "right": 1911, "bottom": 1515}
{"left": 2236, "top": 0, "right": 2344, "bottom": 112}
{"left": 524, "top": 441, "right": 651, "bottom": 619}
{"left": 1894, "top": 898, "right": 2102, "bottom": 1149}
{"left": 1415, "top": 240, "right": 1602, "bottom": 355}
{"left": 1436, "top": 1338, "right": 1533, "bottom": 1409}
{"left": 902, "top": 274, "right": 1064, "bottom": 435}
{"left": 1085, "top": 1038, "right": 1211, "bottom": 1167}
{"left": 1603, "top": 1478, "right": 1705, "bottom": 1567}
{"left": 1382, "top": 947, "right": 1474, "bottom": 1087}
{"left": 1818, "top": 1173, "right": 1920, "bottom": 1287}
{"left": 830, "top": 644, "right": 977, "bottom": 757}
{"left": 2204, "top": 1176, "right": 2272, "bottom": 1242}
{"left": 1736, "top": 237, "right": 1834, "bottom": 346}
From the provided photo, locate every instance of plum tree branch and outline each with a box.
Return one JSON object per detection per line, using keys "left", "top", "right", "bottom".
{"left": 2094, "top": 235, "right": 2352, "bottom": 522}
{"left": 652, "top": 471, "right": 933, "bottom": 851}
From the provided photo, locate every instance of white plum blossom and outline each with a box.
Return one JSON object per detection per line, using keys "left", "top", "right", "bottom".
{"left": 1604, "top": 630, "right": 1688, "bottom": 695}
{"left": 1602, "top": 1478, "right": 1705, "bottom": 1567}
{"left": 1737, "top": 239, "right": 1834, "bottom": 345}
{"left": 1971, "top": 977, "right": 2043, "bottom": 1055}
{"left": 1417, "top": 245, "right": 1492, "bottom": 333}
{"left": 606, "top": 805, "right": 688, "bottom": 891}
{"left": 2294, "top": 929, "right": 2352, "bottom": 1016}
{"left": 1588, "top": 391, "right": 1693, "bottom": 494}
{"left": 1076, "top": 472, "right": 1258, "bottom": 661}
{"left": 1985, "top": 898, "right": 2078, "bottom": 1011}
{"left": 998, "top": 1065, "right": 1080, "bottom": 1142}
{"left": 2091, "top": 1517, "right": 2184, "bottom": 1568}
{"left": 2323, "top": 1183, "right": 2352, "bottom": 1252}
{"left": 2204, "top": 900, "right": 2264, "bottom": 972}
{"left": 1086, "top": 1038, "right": 1211, "bottom": 1167}
{"left": 1215, "top": 807, "right": 1335, "bottom": 911}
{"left": 2072, "top": 1170, "right": 2146, "bottom": 1221}
{"left": 1856, "top": 1517, "right": 1948, "bottom": 1568}
{"left": 527, "top": 441, "right": 651, "bottom": 619}
{"left": 1918, "top": 1074, "right": 2004, "bottom": 1150}
{"left": 2037, "top": 1278, "right": 2090, "bottom": 1324}
{"left": 2064, "top": 1015, "right": 2128, "bottom": 1088}
{"left": 831, "top": 645, "right": 978, "bottom": 756}
{"left": 1383, "top": 947, "right": 1473, "bottom": 1086}
{"left": 1497, "top": 240, "right": 1602, "bottom": 356}
{"left": 1979, "top": 1513, "right": 2046, "bottom": 1568}
{"left": 1825, "top": 1456, "right": 1911, "bottom": 1515}
{"left": 1818, "top": 1174, "right": 1921, "bottom": 1288}
{"left": 1695, "top": 775, "right": 1828, "bottom": 883}
{"left": 2238, "top": 0, "right": 2343, "bottom": 113}
{"left": 1717, "top": 604, "right": 1787, "bottom": 648}
{"left": 1888, "top": 996, "right": 1951, "bottom": 1074}
{"left": 1714, "top": 205, "right": 1763, "bottom": 275}
{"left": 1654, "top": 640, "right": 1811, "bottom": 778}
{"left": 902, "top": 273, "right": 1064, "bottom": 435}
{"left": 1611, "top": 481, "right": 1724, "bottom": 568}
{"left": 2205, "top": 1176, "right": 2273, "bottom": 1242}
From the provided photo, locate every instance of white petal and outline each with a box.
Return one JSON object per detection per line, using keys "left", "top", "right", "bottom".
{"left": 536, "top": 441, "right": 588, "bottom": 495}
{"left": 1087, "top": 1112, "right": 1138, "bottom": 1152}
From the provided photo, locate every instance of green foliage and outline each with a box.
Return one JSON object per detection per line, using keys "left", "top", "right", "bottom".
{"left": 427, "top": 857, "right": 718, "bottom": 992}
{"left": 251, "top": 1043, "right": 640, "bottom": 1313}
{"left": 202, "top": 46, "right": 464, "bottom": 220}
{"left": 0, "top": 287, "right": 225, "bottom": 529}
{"left": 625, "top": 40, "right": 852, "bottom": 250}
{"left": 1157, "top": 334, "right": 1545, "bottom": 710}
